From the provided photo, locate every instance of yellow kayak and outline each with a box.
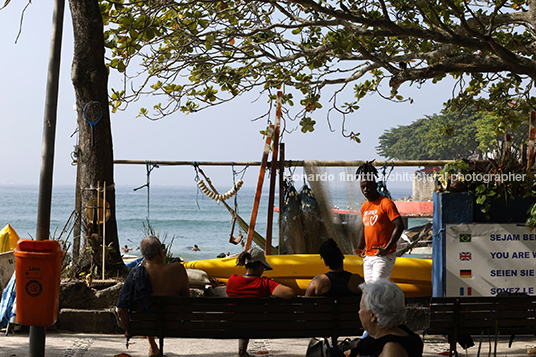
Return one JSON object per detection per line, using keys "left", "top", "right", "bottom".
{"left": 184, "top": 254, "right": 432, "bottom": 297}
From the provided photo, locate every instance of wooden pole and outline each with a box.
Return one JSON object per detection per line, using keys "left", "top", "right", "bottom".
{"left": 265, "top": 92, "right": 282, "bottom": 255}
{"left": 528, "top": 111, "right": 535, "bottom": 171}
{"left": 96, "top": 181, "right": 100, "bottom": 237}
{"left": 278, "top": 143, "right": 285, "bottom": 255}
{"left": 102, "top": 181, "right": 106, "bottom": 279}
{"left": 245, "top": 125, "right": 274, "bottom": 251}
{"left": 73, "top": 176, "right": 81, "bottom": 261}
{"left": 32, "top": 0, "right": 65, "bottom": 352}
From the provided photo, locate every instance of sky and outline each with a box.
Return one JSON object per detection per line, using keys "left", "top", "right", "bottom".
{"left": 0, "top": 0, "right": 455, "bottom": 193}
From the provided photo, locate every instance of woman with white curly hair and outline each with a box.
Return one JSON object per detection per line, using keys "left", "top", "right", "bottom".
{"left": 346, "top": 279, "right": 423, "bottom": 357}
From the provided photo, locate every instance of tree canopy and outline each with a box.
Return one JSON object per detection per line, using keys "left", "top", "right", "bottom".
{"left": 376, "top": 107, "right": 496, "bottom": 160}
{"left": 102, "top": 0, "right": 536, "bottom": 139}
{"left": 376, "top": 106, "right": 529, "bottom": 160}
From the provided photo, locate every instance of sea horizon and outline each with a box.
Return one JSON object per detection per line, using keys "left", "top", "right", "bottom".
{"left": 0, "top": 183, "right": 416, "bottom": 261}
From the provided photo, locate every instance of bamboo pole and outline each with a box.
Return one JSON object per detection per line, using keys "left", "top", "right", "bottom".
{"left": 79, "top": 159, "right": 463, "bottom": 167}
{"left": 245, "top": 125, "right": 274, "bottom": 251}
{"left": 286, "top": 160, "right": 459, "bottom": 167}
{"left": 278, "top": 143, "right": 285, "bottom": 255}
{"left": 96, "top": 181, "right": 100, "bottom": 237}
{"left": 102, "top": 181, "right": 106, "bottom": 279}
{"left": 265, "top": 92, "right": 282, "bottom": 255}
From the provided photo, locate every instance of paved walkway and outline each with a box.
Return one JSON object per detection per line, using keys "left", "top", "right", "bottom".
{"left": 1, "top": 329, "right": 535, "bottom": 356}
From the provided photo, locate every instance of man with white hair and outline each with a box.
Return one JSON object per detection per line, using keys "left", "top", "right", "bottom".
{"left": 117, "top": 235, "right": 190, "bottom": 357}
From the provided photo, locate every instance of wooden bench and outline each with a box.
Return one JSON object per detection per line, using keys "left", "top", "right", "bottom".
{"left": 128, "top": 296, "right": 362, "bottom": 357}
{"left": 428, "top": 296, "right": 536, "bottom": 356}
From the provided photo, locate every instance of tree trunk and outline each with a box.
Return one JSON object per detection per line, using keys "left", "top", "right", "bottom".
{"left": 68, "top": 0, "right": 125, "bottom": 278}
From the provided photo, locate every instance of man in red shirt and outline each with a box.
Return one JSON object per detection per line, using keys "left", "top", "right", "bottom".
{"left": 355, "top": 167, "right": 405, "bottom": 283}
{"left": 226, "top": 247, "right": 295, "bottom": 356}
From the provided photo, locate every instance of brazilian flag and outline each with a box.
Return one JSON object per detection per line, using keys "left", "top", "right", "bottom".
{"left": 459, "top": 234, "right": 471, "bottom": 243}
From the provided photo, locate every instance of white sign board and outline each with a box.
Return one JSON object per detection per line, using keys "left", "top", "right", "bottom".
{"left": 445, "top": 223, "right": 536, "bottom": 297}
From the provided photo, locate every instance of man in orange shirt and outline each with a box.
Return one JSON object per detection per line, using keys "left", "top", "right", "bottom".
{"left": 355, "top": 164, "right": 405, "bottom": 283}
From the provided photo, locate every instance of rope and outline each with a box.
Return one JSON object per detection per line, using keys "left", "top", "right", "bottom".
{"left": 193, "top": 162, "right": 202, "bottom": 216}
{"left": 286, "top": 160, "right": 298, "bottom": 180}
{"left": 231, "top": 162, "right": 240, "bottom": 239}
{"left": 232, "top": 162, "right": 239, "bottom": 217}
{"left": 231, "top": 163, "right": 250, "bottom": 232}
{"left": 433, "top": 223, "right": 469, "bottom": 241}
{"left": 70, "top": 127, "right": 80, "bottom": 166}
{"left": 232, "top": 162, "right": 249, "bottom": 181}
{"left": 133, "top": 161, "right": 159, "bottom": 219}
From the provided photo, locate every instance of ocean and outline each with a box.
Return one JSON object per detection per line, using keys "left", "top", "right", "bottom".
{"left": 0, "top": 184, "right": 420, "bottom": 262}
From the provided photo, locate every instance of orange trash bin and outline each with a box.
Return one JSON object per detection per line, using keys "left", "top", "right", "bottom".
{"left": 14, "top": 239, "right": 64, "bottom": 326}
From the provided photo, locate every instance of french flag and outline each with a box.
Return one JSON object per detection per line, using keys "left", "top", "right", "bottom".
{"left": 460, "top": 287, "right": 472, "bottom": 296}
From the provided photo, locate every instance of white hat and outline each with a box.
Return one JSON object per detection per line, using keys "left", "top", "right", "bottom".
{"left": 244, "top": 247, "right": 273, "bottom": 270}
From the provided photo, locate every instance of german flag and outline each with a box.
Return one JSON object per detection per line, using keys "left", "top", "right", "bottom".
{"left": 460, "top": 269, "right": 472, "bottom": 278}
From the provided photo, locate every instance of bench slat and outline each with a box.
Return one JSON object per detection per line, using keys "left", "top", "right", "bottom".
{"left": 128, "top": 296, "right": 363, "bottom": 341}
{"left": 129, "top": 313, "right": 158, "bottom": 322}
{"left": 431, "top": 296, "right": 536, "bottom": 303}
{"left": 155, "top": 328, "right": 337, "bottom": 339}
{"left": 162, "top": 320, "right": 334, "bottom": 331}
{"left": 158, "top": 316, "right": 337, "bottom": 325}
{"left": 159, "top": 304, "right": 334, "bottom": 314}
{"left": 460, "top": 311, "right": 536, "bottom": 319}
{"left": 430, "top": 319, "right": 536, "bottom": 328}
{"left": 428, "top": 295, "right": 536, "bottom": 355}
{"left": 158, "top": 314, "right": 334, "bottom": 323}
{"left": 430, "top": 327, "right": 536, "bottom": 335}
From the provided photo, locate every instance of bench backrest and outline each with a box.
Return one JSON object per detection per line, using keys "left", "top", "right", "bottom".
{"left": 429, "top": 296, "right": 536, "bottom": 336}
{"left": 129, "top": 296, "right": 362, "bottom": 341}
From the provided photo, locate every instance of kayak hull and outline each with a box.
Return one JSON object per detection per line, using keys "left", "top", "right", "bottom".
{"left": 184, "top": 254, "right": 432, "bottom": 297}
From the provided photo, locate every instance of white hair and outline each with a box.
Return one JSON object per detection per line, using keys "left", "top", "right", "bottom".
{"left": 359, "top": 279, "right": 406, "bottom": 329}
{"left": 139, "top": 235, "right": 161, "bottom": 260}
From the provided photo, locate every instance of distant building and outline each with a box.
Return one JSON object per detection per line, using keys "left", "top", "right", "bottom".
{"left": 412, "top": 167, "right": 440, "bottom": 201}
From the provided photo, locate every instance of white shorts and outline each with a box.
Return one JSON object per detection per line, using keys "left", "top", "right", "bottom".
{"left": 363, "top": 253, "right": 396, "bottom": 283}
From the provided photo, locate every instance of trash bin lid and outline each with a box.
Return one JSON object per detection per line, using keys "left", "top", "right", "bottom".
{"left": 15, "top": 239, "right": 62, "bottom": 253}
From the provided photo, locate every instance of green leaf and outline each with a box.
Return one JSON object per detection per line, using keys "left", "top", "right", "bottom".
{"left": 475, "top": 184, "right": 486, "bottom": 194}
{"left": 117, "top": 60, "right": 126, "bottom": 73}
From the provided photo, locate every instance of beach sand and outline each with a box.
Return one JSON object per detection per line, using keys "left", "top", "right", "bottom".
{"left": 1, "top": 329, "right": 535, "bottom": 356}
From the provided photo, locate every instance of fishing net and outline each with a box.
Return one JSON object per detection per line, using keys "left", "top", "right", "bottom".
{"left": 281, "top": 178, "right": 306, "bottom": 254}
{"left": 299, "top": 183, "right": 324, "bottom": 254}
{"left": 303, "top": 162, "right": 361, "bottom": 254}
{"left": 280, "top": 162, "right": 363, "bottom": 254}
